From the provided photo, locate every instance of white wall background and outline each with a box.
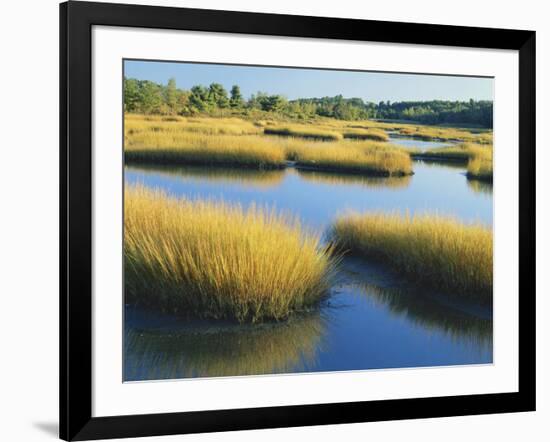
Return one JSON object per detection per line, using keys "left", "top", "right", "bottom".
{"left": 0, "top": 0, "right": 546, "bottom": 441}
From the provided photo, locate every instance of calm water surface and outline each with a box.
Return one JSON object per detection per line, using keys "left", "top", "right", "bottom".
{"left": 389, "top": 135, "right": 454, "bottom": 151}
{"left": 124, "top": 144, "right": 493, "bottom": 381}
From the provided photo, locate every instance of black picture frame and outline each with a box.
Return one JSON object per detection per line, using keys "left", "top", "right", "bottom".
{"left": 60, "top": 1, "right": 536, "bottom": 440}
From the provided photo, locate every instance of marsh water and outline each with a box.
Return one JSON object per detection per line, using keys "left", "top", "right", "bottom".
{"left": 389, "top": 135, "right": 454, "bottom": 150}
{"left": 124, "top": 138, "right": 493, "bottom": 381}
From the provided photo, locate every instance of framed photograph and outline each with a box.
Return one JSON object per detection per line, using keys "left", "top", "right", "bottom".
{"left": 60, "top": 1, "right": 536, "bottom": 440}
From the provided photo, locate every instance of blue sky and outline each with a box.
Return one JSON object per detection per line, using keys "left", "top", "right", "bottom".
{"left": 124, "top": 60, "right": 493, "bottom": 103}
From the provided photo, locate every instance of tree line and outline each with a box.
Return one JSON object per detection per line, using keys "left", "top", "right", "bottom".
{"left": 124, "top": 77, "right": 493, "bottom": 128}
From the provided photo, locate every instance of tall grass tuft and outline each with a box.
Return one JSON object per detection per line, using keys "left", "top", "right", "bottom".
{"left": 466, "top": 149, "right": 493, "bottom": 182}
{"left": 330, "top": 212, "right": 493, "bottom": 300}
{"left": 125, "top": 186, "right": 337, "bottom": 323}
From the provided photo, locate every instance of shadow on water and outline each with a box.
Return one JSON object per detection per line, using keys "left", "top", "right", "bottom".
{"left": 413, "top": 158, "right": 467, "bottom": 170}
{"left": 33, "top": 422, "right": 58, "bottom": 438}
{"left": 125, "top": 308, "right": 327, "bottom": 381}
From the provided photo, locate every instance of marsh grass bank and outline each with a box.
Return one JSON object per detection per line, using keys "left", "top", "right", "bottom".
{"left": 411, "top": 142, "right": 494, "bottom": 182}
{"left": 264, "top": 124, "right": 343, "bottom": 141}
{"left": 293, "top": 149, "right": 412, "bottom": 176}
{"left": 330, "top": 212, "right": 493, "bottom": 301}
{"left": 125, "top": 186, "right": 337, "bottom": 323}
{"left": 411, "top": 143, "right": 491, "bottom": 162}
{"left": 287, "top": 139, "right": 413, "bottom": 176}
{"left": 125, "top": 115, "right": 413, "bottom": 176}
{"left": 398, "top": 126, "right": 493, "bottom": 144}
{"left": 125, "top": 133, "right": 287, "bottom": 169}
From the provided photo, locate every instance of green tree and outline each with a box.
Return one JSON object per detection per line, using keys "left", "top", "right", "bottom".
{"left": 189, "top": 85, "right": 210, "bottom": 112}
{"left": 165, "top": 77, "right": 178, "bottom": 114}
{"left": 140, "top": 81, "right": 163, "bottom": 114}
{"left": 230, "top": 85, "right": 244, "bottom": 108}
{"left": 256, "top": 94, "right": 286, "bottom": 112}
{"left": 124, "top": 78, "right": 141, "bottom": 112}
{"left": 123, "top": 76, "right": 493, "bottom": 128}
{"left": 208, "top": 83, "right": 229, "bottom": 108}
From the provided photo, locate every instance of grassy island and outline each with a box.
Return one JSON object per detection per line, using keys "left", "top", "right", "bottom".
{"left": 124, "top": 186, "right": 337, "bottom": 323}
{"left": 290, "top": 141, "right": 413, "bottom": 176}
{"left": 466, "top": 149, "right": 494, "bottom": 182}
{"left": 125, "top": 114, "right": 413, "bottom": 176}
{"left": 411, "top": 143, "right": 490, "bottom": 162}
{"left": 330, "top": 212, "right": 493, "bottom": 301}
{"left": 411, "top": 142, "right": 494, "bottom": 182}
{"left": 398, "top": 126, "right": 493, "bottom": 144}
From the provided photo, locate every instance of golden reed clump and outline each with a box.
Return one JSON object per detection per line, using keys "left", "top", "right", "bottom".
{"left": 124, "top": 115, "right": 413, "bottom": 175}
{"left": 288, "top": 140, "right": 413, "bottom": 176}
{"left": 124, "top": 185, "right": 337, "bottom": 322}
{"left": 330, "top": 212, "right": 493, "bottom": 300}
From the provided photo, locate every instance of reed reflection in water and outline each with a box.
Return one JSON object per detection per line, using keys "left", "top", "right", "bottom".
{"left": 355, "top": 281, "right": 492, "bottom": 348}
{"left": 125, "top": 164, "right": 286, "bottom": 189}
{"left": 467, "top": 178, "right": 493, "bottom": 196}
{"left": 126, "top": 164, "right": 414, "bottom": 191}
{"left": 296, "top": 169, "right": 412, "bottom": 189}
{"left": 125, "top": 309, "right": 327, "bottom": 381}
{"left": 333, "top": 255, "right": 492, "bottom": 350}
